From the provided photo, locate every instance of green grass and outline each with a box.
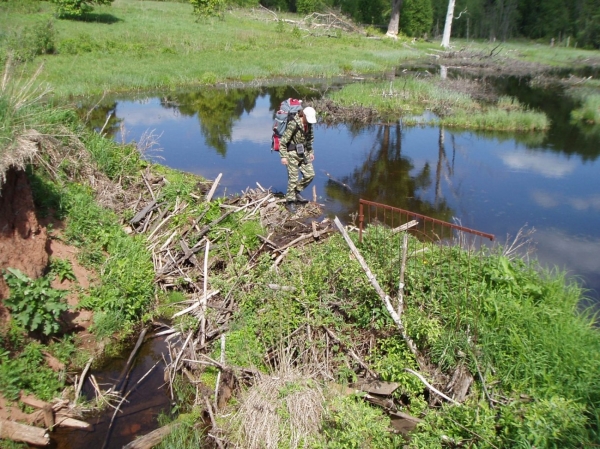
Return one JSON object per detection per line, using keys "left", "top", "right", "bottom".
{"left": 328, "top": 78, "right": 550, "bottom": 131}
{"left": 0, "top": 0, "right": 423, "bottom": 97}
{"left": 571, "top": 92, "right": 600, "bottom": 125}
{"left": 198, "top": 223, "right": 600, "bottom": 447}
{"left": 2, "top": 1, "right": 598, "bottom": 99}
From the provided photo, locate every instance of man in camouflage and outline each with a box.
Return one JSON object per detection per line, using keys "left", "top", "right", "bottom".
{"left": 279, "top": 106, "right": 317, "bottom": 207}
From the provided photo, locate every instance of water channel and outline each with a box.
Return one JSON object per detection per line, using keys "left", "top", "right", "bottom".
{"left": 90, "top": 75, "right": 600, "bottom": 304}
{"left": 60, "top": 72, "right": 600, "bottom": 448}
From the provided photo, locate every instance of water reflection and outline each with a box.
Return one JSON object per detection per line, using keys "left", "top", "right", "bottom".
{"left": 82, "top": 84, "right": 600, "bottom": 301}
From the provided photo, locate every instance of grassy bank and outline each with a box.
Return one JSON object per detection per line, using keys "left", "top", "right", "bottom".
{"left": 0, "top": 0, "right": 422, "bottom": 98}
{"left": 1, "top": 0, "right": 599, "bottom": 100}
{"left": 327, "top": 80, "right": 550, "bottom": 131}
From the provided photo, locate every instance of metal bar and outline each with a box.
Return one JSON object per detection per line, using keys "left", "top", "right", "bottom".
{"left": 359, "top": 199, "right": 495, "bottom": 241}
{"left": 359, "top": 202, "right": 364, "bottom": 243}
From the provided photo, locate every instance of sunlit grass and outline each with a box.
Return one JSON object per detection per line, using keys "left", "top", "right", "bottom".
{"left": 0, "top": 0, "right": 422, "bottom": 97}
{"left": 571, "top": 92, "right": 600, "bottom": 124}
{"left": 440, "top": 109, "right": 549, "bottom": 131}
{"left": 328, "top": 77, "right": 550, "bottom": 130}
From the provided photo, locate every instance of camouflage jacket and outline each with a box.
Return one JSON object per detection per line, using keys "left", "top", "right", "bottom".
{"left": 278, "top": 114, "right": 314, "bottom": 158}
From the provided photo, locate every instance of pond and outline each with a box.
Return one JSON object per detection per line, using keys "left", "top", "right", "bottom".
{"left": 86, "top": 77, "right": 600, "bottom": 306}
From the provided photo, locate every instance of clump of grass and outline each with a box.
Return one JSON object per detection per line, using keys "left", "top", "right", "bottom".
{"left": 328, "top": 77, "right": 550, "bottom": 131}
{"left": 0, "top": 60, "right": 52, "bottom": 180}
{"left": 223, "top": 354, "right": 324, "bottom": 449}
{"left": 571, "top": 92, "right": 600, "bottom": 124}
{"left": 441, "top": 108, "right": 550, "bottom": 131}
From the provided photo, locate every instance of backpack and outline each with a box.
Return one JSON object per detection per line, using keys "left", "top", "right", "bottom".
{"left": 271, "top": 98, "right": 303, "bottom": 152}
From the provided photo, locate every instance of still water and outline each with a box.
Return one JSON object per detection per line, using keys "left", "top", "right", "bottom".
{"left": 92, "top": 81, "right": 600, "bottom": 303}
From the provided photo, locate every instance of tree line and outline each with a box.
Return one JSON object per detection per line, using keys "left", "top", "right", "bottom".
{"left": 45, "top": 0, "right": 599, "bottom": 48}
{"left": 257, "top": 0, "right": 599, "bottom": 48}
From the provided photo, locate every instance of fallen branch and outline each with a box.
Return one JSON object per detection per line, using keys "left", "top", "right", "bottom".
{"left": 405, "top": 368, "right": 460, "bottom": 406}
{"left": 333, "top": 217, "right": 419, "bottom": 359}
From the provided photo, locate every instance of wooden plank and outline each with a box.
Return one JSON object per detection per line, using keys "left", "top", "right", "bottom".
{"left": 391, "top": 219, "right": 419, "bottom": 234}
{"left": 122, "top": 423, "right": 179, "bottom": 449}
{"left": 0, "top": 419, "right": 49, "bottom": 446}
{"left": 130, "top": 200, "right": 158, "bottom": 225}
{"left": 19, "top": 393, "right": 49, "bottom": 410}
{"left": 354, "top": 378, "right": 400, "bottom": 396}
{"left": 54, "top": 415, "right": 92, "bottom": 431}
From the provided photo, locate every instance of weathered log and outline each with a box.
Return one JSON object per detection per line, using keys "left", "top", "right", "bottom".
{"left": 122, "top": 423, "right": 180, "bottom": 449}
{"left": 354, "top": 378, "right": 399, "bottom": 396}
{"left": 0, "top": 419, "right": 49, "bottom": 446}
{"left": 130, "top": 200, "right": 158, "bottom": 225}
{"left": 391, "top": 219, "right": 419, "bottom": 234}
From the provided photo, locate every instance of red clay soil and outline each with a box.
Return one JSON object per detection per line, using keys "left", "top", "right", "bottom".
{"left": 0, "top": 167, "right": 97, "bottom": 422}
{"left": 0, "top": 167, "right": 49, "bottom": 314}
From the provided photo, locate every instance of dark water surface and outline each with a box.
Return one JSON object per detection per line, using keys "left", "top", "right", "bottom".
{"left": 49, "top": 337, "right": 171, "bottom": 449}
{"left": 92, "top": 82, "right": 600, "bottom": 302}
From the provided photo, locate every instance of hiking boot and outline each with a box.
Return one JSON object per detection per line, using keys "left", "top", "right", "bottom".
{"left": 295, "top": 192, "right": 309, "bottom": 203}
{"left": 285, "top": 201, "right": 296, "bottom": 213}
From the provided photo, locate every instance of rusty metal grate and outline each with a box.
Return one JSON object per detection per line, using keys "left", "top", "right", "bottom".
{"left": 356, "top": 199, "right": 495, "bottom": 334}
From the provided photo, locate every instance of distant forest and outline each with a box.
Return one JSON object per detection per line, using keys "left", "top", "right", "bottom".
{"left": 253, "top": 0, "right": 600, "bottom": 48}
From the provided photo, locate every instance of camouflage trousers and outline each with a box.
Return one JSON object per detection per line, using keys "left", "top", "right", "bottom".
{"left": 285, "top": 150, "right": 315, "bottom": 201}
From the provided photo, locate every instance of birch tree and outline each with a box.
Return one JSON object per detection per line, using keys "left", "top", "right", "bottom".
{"left": 441, "top": 0, "right": 456, "bottom": 48}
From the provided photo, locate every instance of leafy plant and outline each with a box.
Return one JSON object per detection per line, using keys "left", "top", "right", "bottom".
{"left": 3, "top": 268, "right": 68, "bottom": 336}
{"left": 318, "top": 394, "right": 404, "bottom": 448}
{"left": 0, "top": 342, "right": 64, "bottom": 401}
{"left": 50, "top": 0, "right": 114, "bottom": 18}
{"left": 189, "top": 0, "right": 224, "bottom": 18}
{"left": 50, "top": 258, "right": 76, "bottom": 283}
{"left": 5, "top": 20, "right": 56, "bottom": 62}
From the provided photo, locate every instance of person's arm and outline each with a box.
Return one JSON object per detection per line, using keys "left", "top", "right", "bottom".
{"left": 279, "top": 119, "right": 298, "bottom": 163}
{"left": 307, "top": 124, "right": 315, "bottom": 153}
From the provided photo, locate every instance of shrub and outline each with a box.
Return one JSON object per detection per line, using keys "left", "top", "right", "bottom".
{"left": 0, "top": 342, "right": 64, "bottom": 401}
{"left": 190, "top": 0, "right": 225, "bottom": 18}
{"left": 3, "top": 268, "right": 68, "bottom": 336}
{"left": 5, "top": 20, "right": 56, "bottom": 62}
{"left": 297, "top": 0, "right": 323, "bottom": 15}
{"left": 318, "top": 394, "right": 404, "bottom": 448}
{"left": 50, "top": 0, "right": 114, "bottom": 18}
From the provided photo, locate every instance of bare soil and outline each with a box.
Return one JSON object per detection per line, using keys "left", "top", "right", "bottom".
{"left": 0, "top": 166, "right": 98, "bottom": 425}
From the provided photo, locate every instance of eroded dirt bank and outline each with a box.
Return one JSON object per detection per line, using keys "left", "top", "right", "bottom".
{"left": 0, "top": 166, "right": 49, "bottom": 304}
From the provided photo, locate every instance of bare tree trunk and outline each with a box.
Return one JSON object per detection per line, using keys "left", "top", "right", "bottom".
{"left": 386, "top": 0, "right": 404, "bottom": 38}
{"left": 441, "top": 0, "right": 456, "bottom": 48}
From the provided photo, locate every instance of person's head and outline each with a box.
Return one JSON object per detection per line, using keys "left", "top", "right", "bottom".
{"left": 303, "top": 107, "right": 317, "bottom": 124}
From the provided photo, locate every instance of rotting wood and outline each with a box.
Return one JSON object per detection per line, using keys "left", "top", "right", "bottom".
{"left": 130, "top": 200, "right": 158, "bottom": 225}
{"left": 75, "top": 357, "right": 94, "bottom": 400}
{"left": 53, "top": 415, "right": 92, "bottom": 430}
{"left": 354, "top": 378, "right": 400, "bottom": 396}
{"left": 122, "top": 423, "right": 180, "bottom": 449}
{"left": 405, "top": 368, "right": 460, "bottom": 406}
{"left": 0, "top": 419, "right": 50, "bottom": 446}
{"left": 214, "top": 334, "right": 226, "bottom": 409}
